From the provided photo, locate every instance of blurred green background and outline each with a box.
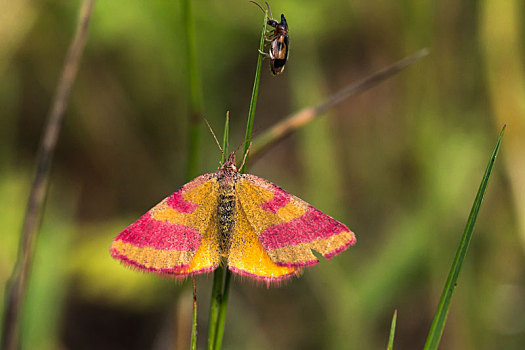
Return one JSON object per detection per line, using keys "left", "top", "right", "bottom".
{"left": 1, "top": 0, "right": 525, "bottom": 349}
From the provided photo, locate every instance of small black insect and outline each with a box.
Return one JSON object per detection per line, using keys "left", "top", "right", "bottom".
{"left": 251, "top": 1, "right": 289, "bottom": 75}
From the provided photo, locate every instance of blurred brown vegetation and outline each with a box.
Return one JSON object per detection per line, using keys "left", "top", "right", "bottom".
{"left": 1, "top": 0, "right": 524, "bottom": 349}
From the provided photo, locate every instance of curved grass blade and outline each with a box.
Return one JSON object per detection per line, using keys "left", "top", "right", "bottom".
{"left": 423, "top": 125, "right": 506, "bottom": 350}
{"left": 387, "top": 309, "right": 397, "bottom": 350}
{"left": 1, "top": 1, "right": 95, "bottom": 349}
{"left": 249, "top": 49, "right": 429, "bottom": 161}
{"left": 241, "top": 5, "right": 268, "bottom": 173}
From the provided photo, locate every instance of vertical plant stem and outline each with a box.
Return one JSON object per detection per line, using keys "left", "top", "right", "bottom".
{"left": 213, "top": 270, "right": 231, "bottom": 350}
{"left": 207, "top": 11, "right": 268, "bottom": 350}
{"left": 207, "top": 267, "right": 224, "bottom": 350}
{"left": 207, "top": 114, "right": 230, "bottom": 350}
{"left": 190, "top": 277, "right": 197, "bottom": 350}
{"left": 241, "top": 9, "right": 268, "bottom": 173}
{"left": 1, "top": 1, "right": 95, "bottom": 349}
{"left": 423, "top": 126, "right": 505, "bottom": 350}
{"left": 182, "top": 0, "right": 204, "bottom": 180}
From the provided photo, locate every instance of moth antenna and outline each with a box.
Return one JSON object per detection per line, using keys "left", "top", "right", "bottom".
{"left": 232, "top": 140, "right": 245, "bottom": 156}
{"left": 204, "top": 118, "right": 223, "bottom": 153}
{"left": 239, "top": 142, "right": 252, "bottom": 170}
{"left": 265, "top": 1, "right": 274, "bottom": 19}
{"left": 249, "top": 1, "right": 266, "bottom": 14}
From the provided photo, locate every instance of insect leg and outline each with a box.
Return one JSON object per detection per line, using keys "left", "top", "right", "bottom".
{"left": 258, "top": 49, "right": 270, "bottom": 58}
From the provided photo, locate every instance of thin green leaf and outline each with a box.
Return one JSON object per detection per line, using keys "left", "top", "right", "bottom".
{"left": 182, "top": 0, "right": 205, "bottom": 348}
{"left": 1, "top": 1, "right": 95, "bottom": 349}
{"left": 213, "top": 270, "right": 232, "bottom": 350}
{"left": 241, "top": 7, "right": 268, "bottom": 173}
{"left": 208, "top": 266, "right": 224, "bottom": 350}
{"left": 423, "top": 125, "right": 506, "bottom": 350}
{"left": 387, "top": 310, "right": 397, "bottom": 350}
{"left": 190, "top": 278, "right": 197, "bottom": 350}
{"left": 221, "top": 112, "right": 230, "bottom": 164}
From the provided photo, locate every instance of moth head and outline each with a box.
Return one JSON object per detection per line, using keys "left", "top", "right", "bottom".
{"left": 222, "top": 153, "right": 237, "bottom": 172}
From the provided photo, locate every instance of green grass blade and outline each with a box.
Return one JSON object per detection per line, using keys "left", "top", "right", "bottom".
{"left": 213, "top": 269, "right": 232, "bottom": 350}
{"left": 423, "top": 125, "right": 506, "bottom": 350}
{"left": 208, "top": 266, "right": 224, "bottom": 350}
{"left": 190, "top": 278, "right": 197, "bottom": 350}
{"left": 182, "top": 0, "right": 204, "bottom": 348}
{"left": 387, "top": 309, "right": 397, "bottom": 350}
{"left": 1, "top": 1, "right": 95, "bottom": 349}
{"left": 221, "top": 112, "right": 230, "bottom": 164}
{"left": 240, "top": 8, "right": 268, "bottom": 173}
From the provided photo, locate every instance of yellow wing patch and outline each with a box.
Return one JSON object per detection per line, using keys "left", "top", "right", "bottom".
{"left": 111, "top": 174, "right": 220, "bottom": 276}
{"left": 227, "top": 202, "right": 297, "bottom": 283}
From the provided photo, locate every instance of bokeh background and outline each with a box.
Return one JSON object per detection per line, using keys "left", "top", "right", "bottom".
{"left": 2, "top": 0, "right": 525, "bottom": 349}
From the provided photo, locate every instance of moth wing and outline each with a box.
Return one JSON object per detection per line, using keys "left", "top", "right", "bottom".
{"left": 110, "top": 173, "right": 221, "bottom": 277}
{"left": 235, "top": 174, "right": 356, "bottom": 268}
{"left": 227, "top": 195, "right": 298, "bottom": 285}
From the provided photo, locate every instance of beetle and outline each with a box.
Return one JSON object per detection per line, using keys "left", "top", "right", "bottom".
{"left": 251, "top": 1, "right": 289, "bottom": 75}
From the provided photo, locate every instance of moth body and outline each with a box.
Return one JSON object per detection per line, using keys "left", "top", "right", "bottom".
{"left": 217, "top": 162, "right": 238, "bottom": 257}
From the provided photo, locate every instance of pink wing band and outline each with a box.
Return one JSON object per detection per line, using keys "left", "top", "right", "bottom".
{"left": 258, "top": 206, "right": 349, "bottom": 250}
{"left": 259, "top": 185, "right": 290, "bottom": 213}
{"left": 166, "top": 191, "right": 199, "bottom": 213}
{"left": 115, "top": 212, "right": 201, "bottom": 251}
{"left": 266, "top": 230, "right": 356, "bottom": 267}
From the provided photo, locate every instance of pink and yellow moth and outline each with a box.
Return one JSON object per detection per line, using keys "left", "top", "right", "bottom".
{"left": 110, "top": 154, "right": 356, "bottom": 285}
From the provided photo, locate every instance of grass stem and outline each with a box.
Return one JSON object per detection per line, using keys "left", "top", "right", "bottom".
{"left": 190, "top": 277, "right": 197, "bottom": 350}
{"left": 1, "top": 1, "right": 95, "bottom": 349}
{"left": 241, "top": 8, "right": 268, "bottom": 173}
{"left": 182, "top": 1, "right": 205, "bottom": 347}
{"left": 207, "top": 9, "right": 268, "bottom": 350}
{"left": 249, "top": 49, "right": 429, "bottom": 161}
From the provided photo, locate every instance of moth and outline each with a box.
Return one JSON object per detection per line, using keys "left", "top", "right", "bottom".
{"left": 110, "top": 154, "right": 355, "bottom": 285}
